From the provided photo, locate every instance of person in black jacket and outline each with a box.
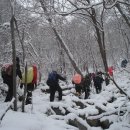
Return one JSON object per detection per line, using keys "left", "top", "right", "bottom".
{"left": 72, "top": 80, "right": 82, "bottom": 96}
{"left": 4, "top": 57, "right": 22, "bottom": 102}
{"left": 46, "top": 71, "right": 66, "bottom": 102}
{"left": 93, "top": 72, "right": 104, "bottom": 94}
{"left": 83, "top": 73, "right": 92, "bottom": 99}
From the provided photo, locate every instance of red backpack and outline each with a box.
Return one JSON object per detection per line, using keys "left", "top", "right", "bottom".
{"left": 72, "top": 74, "right": 82, "bottom": 84}
{"left": 1, "top": 63, "right": 13, "bottom": 78}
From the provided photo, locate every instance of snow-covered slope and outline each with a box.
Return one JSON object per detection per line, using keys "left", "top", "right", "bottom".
{"left": 0, "top": 68, "right": 130, "bottom": 130}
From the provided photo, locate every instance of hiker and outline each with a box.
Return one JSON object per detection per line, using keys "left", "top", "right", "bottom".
{"left": 72, "top": 73, "right": 82, "bottom": 96}
{"left": 20, "top": 65, "right": 37, "bottom": 104}
{"left": 93, "top": 71, "right": 104, "bottom": 94}
{"left": 121, "top": 59, "right": 128, "bottom": 68}
{"left": 46, "top": 70, "right": 66, "bottom": 102}
{"left": 1, "top": 57, "right": 22, "bottom": 102}
{"left": 104, "top": 72, "right": 110, "bottom": 86}
{"left": 82, "top": 73, "right": 92, "bottom": 99}
{"left": 108, "top": 66, "right": 114, "bottom": 77}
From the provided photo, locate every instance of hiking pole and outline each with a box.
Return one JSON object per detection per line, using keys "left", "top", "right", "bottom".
{"left": 22, "top": 62, "right": 27, "bottom": 112}
{"left": 31, "top": 91, "right": 33, "bottom": 113}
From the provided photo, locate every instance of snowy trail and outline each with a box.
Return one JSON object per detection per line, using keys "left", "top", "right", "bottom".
{"left": 0, "top": 72, "right": 130, "bottom": 130}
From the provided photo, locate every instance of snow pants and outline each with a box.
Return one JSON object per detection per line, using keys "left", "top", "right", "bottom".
{"left": 5, "top": 82, "right": 13, "bottom": 102}
{"left": 49, "top": 85, "right": 62, "bottom": 102}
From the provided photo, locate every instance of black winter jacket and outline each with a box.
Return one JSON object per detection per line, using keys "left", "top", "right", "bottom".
{"left": 47, "top": 72, "right": 66, "bottom": 87}
{"left": 93, "top": 75, "right": 104, "bottom": 86}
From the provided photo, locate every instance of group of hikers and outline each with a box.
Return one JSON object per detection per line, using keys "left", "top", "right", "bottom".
{"left": 71, "top": 71, "right": 105, "bottom": 99}
{"left": 1, "top": 56, "right": 117, "bottom": 104}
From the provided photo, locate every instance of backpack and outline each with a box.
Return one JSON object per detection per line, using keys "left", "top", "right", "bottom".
{"left": 1, "top": 64, "right": 13, "bottom": 79}
{"left": 93, "top": 75, "right": 103, "bottom": 85}
{"left": 21, "top": 67, "right": 34, "bottom": 84}
{"left": 46, "top": 71, "right": 57, "bottom": 86}
{"left": 72, "top": 74, "right": 82, "bottom": 84}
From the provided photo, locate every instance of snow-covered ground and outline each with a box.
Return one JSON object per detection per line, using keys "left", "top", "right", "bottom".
{"left": 0, "top": 67, "right": 130, "bottom": 130}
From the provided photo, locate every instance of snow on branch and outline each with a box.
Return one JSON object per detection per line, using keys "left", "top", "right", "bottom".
{"left": 87, "top": 106, "right": 127, "bottom": 120}
{"left": 9, "top": 0, "right": 16, "bottom": 15}
{"left": 65, "top": 113, "right": 91, "bottom": 130}
{"left": 57, "top": 1, "right": 103, "bottom": 16}
{"left": 27, "top": 42, "right": 39, "bottom": 58}
{"left": 118, "top": 0, "right": 130, "bottom": 6}
{"left": 103, "top": 0, "right": 130, "bottom": 9}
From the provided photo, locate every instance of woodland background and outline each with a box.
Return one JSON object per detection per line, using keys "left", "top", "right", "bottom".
{"left": 0, "top": 0, "right": 129, "bottom": 77}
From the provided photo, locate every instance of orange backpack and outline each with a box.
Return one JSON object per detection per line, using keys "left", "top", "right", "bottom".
{"left": 72, "top": 74, "right": 82, "bottom": 84}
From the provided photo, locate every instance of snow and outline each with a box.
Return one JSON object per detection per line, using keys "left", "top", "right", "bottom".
{"left": 0, "top": 110, "right": 77, "bottom": 130}
{"left": 0, "top": 66, "right": 130, "bottom": 130}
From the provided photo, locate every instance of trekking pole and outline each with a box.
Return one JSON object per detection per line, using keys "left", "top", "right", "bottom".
{"left": 22, "top": 62, "right": 27, "bottom": 112}
{"left": 31, "top": 91, "right": 33, "bottom": 113}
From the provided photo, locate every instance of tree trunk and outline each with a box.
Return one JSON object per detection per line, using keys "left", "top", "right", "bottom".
{"left": 91, "top": 8, "right": 108, "bottom": 73}
{"left": 10, "top": 15, "right": 17, "bottom": 111}
{"left": 14, "top": 19, "right": 25, "bottom": 64}
{"left": 116, "top": 3, "right": 130, "bottom": 29}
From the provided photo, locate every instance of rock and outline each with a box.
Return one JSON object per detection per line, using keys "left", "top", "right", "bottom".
{"left": 45, "top": 109, "right": 54, "bottom": 116}
{"left": 86, "top": 118, "right": 100, "bottom": 127}
{"left": 68, "top": 119, "right": 88, "bottom": 130}
{"left": 100, "top": 119, "right": 112, "bottom": 129}
{"left": 51, "top": 107, "right": 65, "bottom": 115}
{"left": 95, "top": 106, "right": 106, "bottom": 114}
{"left": 74, "top": 101, "right": 87, "bottom": 109}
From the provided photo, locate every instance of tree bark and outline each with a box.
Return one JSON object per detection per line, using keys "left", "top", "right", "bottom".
{"left": 116, "top": 3, "right": 130, "bottom": 29}
{"left": 10, "top": 15, "right": 17, "bottom": 111}
{"left": 90, "top": 8, "right": 108, "bottom": 73}
{"left": 14, "top": 19, "right": 25, "bottom": 64}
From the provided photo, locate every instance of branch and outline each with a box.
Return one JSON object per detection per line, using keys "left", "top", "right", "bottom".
{"left": 27, "top": 42, "right": 39, "bottom": 58}
{"left": 103, "top": 0, "right": 130, "bottom": 9}
{"left": 56, "top": 1, "right": 103, "bottom": 16}
{"left": 115, "top": 3, "right": 130, "bottom": 28}
{"left": 118, "top": 1, "right": 130, "bottom": 6}
{"left": 87, "top": 106, "right": 127, "bottom": 120}
{"left": 106, "top": 74, "right": 130, "bottom": 100}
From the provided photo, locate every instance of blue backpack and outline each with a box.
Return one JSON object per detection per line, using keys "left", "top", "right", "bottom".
{"left": 46, "top": 71, "right": 57, "bottom": 86}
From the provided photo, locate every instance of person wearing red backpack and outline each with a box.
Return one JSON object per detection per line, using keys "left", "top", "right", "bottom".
{"left": 1, "top": 57, "right": 22, "bottom": 102}
{"left": 20, "top": 65, "right": 38, "bottom": 105}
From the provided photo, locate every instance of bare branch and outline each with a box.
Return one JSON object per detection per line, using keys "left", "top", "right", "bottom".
{"left": 103, "top": 0, "right": 130, "bottom": 9}
{"left": 56, "top": 0, "right": 103, "bottom": 16}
